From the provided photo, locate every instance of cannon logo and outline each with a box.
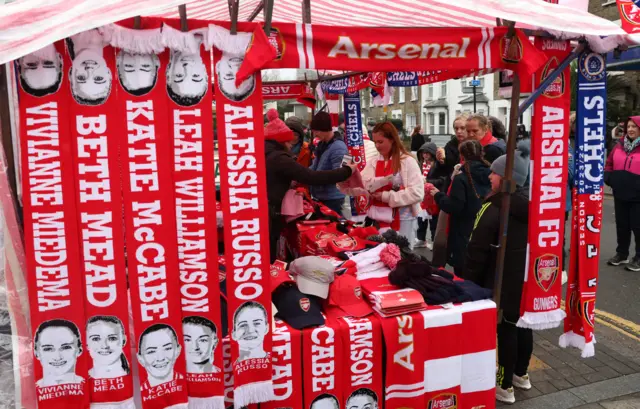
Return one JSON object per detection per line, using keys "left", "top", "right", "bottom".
{"left": 535, "top": 254, "right": 559, "bottom": 292}
{"left": 428, "top": 393, "right": 458, "bottom": 409}
{"left": 300, "top": 298, "right": 310, "bottom": 312}
{"left": 541, "top": 56, "right": 565, "bottom": 98}
{"left": 500, "top": 34, "right": 523, "bottom": 64}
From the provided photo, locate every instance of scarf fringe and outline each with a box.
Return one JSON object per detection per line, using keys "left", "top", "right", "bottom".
{"left": 101, "top": 24, "right": 165, "bottom": 54}
{"left": 90, "top": 397, "right": 136, "bottom": 409}
{"left": 188, "top": 396, "right": 225, "bottom": 409}
{"left": 162, "top": 24, "right": 207, "bottom": 53}
{"left": 207, "top": 24, "right": 252, "bottom": 56}
{"left": 29, "top": 43, "right": 58, "bottom": 60}
{"left": 232, "top": 380, "right": 274, "bottom": 409}
{"left": 559, "top": 331, "right": 597, "bottom": 358}
{"left": 516, "top": 309, "right": 566, "bottom": 330}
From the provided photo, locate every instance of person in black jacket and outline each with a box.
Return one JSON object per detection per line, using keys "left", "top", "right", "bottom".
{"left": 467, "top": 114, "right": 507, "bottom": 164}
{"left": 430, "top": 140, "right": 491, "bottom": 275}
{"left": 416, "top": 142, "right": 448, "bottom": 249}
{"left": 410, "top": 126, "right": 427, "bottom": 153}
{"left": 464, "top": 140, "right": 532, "bottom": 405}
{"left": 264, "top": 110, "right": 354, "bottom": 262}
{"left": 437, "top": 115, "right": 468, "bottom": 178}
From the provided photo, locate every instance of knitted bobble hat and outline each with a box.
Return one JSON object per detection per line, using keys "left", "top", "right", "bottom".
{"left": 264, "top": 108, "right": 295, "bottom": 143}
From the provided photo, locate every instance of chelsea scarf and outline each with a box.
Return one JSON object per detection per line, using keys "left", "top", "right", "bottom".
{"left": 559, "top": 51, "right": 606, "bottom": 357}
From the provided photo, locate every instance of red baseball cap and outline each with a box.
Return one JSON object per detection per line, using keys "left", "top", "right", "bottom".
{"left": 270, "top": 261, "right": 294, "bottom": 292}
{"left": 325, "top": 274, "right": 372, "bottom": 319}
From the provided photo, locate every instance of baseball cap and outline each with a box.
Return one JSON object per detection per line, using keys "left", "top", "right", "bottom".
{"left": 289, "top": 256, "right": 335, "bottom": 299}
{"left": 325, "top": 274, "right": 372, "bottom": 319}
{"left": 270, "top": 261, "right": 294, "bottom": 292}
{"left": 273, "top": 285, "right": 325, "bottom": 330}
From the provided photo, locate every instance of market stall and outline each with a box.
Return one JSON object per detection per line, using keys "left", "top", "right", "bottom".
{"left": 0, "top": 1, "right": 628, "bottom": 409}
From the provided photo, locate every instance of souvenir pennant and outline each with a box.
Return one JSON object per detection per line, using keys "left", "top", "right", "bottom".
{"left": 163, "top": 22, "right": 226, "bottom": 409}
{"left": 65, "top": 30, "right": 134, "bottom": 408}
{"left": 518, "top": 38, "right": 571, "bottom": 330}
{"left": 211, "top": 26, "right": 274, "bottom": 409}
{"left": 17, "top": 41, "right": 90, "bottom": 409}
{"left": 560, "top": 51, "right": 606, "bottom": 358}
{"left": 112, "top": 23, "right": 189, "bottom": 409}
{"left": 617, "top": 0, "right": 640, "bottom": 34}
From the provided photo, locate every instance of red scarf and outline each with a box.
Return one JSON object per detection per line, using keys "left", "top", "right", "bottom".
{"left": 478, "top": 131, "right": 497, "bottom": 147}
{"left": 302, "top": 318, "right": 344, "bottom": 409}
{"left": 518, "top": 38, "right": 570, "bottom": 330}
{"left": 163, "top": 22, "right": 225, "bottom": 408}
{"left": 212, "top": 33, "right": 274, "bottom": 408}
{"left": 262, "top": 320, "right": 303, "bottom": 409}
{"left": 380, "top": 313, "right": 426, "bottom": 408}
{"left": 66, "top": 31, "right": 135, "bottom": 407}
{"left": 371, "top": 159, "right": 400, "bottom": 230}
{"left": 18, "top": 41, "right": 90, "bottom": 409}
{"left": 114, "top": 29, "right": 189, "bottom": 408}
{"left": 422, "top": 161, "right": 431, "bottom": 179}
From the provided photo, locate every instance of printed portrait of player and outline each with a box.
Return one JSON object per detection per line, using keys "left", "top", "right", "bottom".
{"left": 137, "top": 323, "right": 183, "bottom": 389}
{"left": 66, "top": 36, "right": 112, "bottom": 105}
{"left": 86, "top": 316, "right": 130, "bottom": 379}
{"left": 33, "top": 319, "right": 85, "bottom": 387}
{"left": 182, "top": 316, "right": 220, "bottom": 374}
{"left": 166, "top": 48, "right": 208, "bottom": 106}
{"left": 17, "top": 44, "right": 63, "bottom": 97}
{"left": 215, "top": 52, "right": 255, "bottom": 102}
{"left": 346, "top": 388, "right": 379, "bottom": 409}
{"left": 232, "top": 301, "right": 269, "bottom": 362}
{"left": 310, "top": 393, "right": 340, "bottom": 409}
{"left": 116, "top": 51, "right": 160, "bottom": 96}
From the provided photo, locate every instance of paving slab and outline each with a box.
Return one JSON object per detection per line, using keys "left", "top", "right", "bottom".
{"left": 600, "top": 399, "right": 640, "bottom": 409}
{"left": 569, "top": 373, "right": 640, "bottom": 404}
{"left": 508, "top": 390, "right": 586, "bottom": 409}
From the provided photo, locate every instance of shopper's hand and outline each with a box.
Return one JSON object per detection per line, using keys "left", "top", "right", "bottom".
{"left": 430, "top": 187, "right": 439, "bottom": 197}
{"left": 436, "top": 148, "right": 446, "bottom": 163}
{"left": 345, "top": 161, "right": 358, "bottom": 174}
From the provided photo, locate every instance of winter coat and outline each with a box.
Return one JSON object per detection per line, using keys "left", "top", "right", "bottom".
{"left": 463, "top": 187, "right": 529, "bottom": 317}
{"left": 442, "top": 138, "right": 461, "bottom": 177}
{"left": 363, "top": 139, "right": 378, "bottom": 167}
{"left": 604, "top": 138, "right": 640, "bottom": 201}
{"left": 434, "top": 160, "right": 491, "bottom": 270}
{"left": 265, "top": 140, "right": 351, "bottom": 212}
{"left": 483, "top": 138, "right": 507, "bottom": 164}
{"left": 310, "top": 137, "right": 349, "bottom": 201}
{"left": 411, "top": 133, "right": 427, "bottom": 152}
{"left": 418, "top": 142, "right": 449, "bottom": 192}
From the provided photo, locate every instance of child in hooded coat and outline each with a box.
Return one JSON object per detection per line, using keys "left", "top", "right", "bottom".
{"left": 416, "top": 142, "right": 449, "bottom": 249}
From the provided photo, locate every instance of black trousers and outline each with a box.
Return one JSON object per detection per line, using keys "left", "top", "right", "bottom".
{"left": 614, "top": 198, "right": 640, "bottom": 259}
{"left": 497, "top": 314, "right": 533, "bottom": 389}
{"left": 417, "top": 214, "right": 438, "bottom": 241}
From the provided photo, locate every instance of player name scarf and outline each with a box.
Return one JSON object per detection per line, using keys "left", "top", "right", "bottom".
{"left": 162, "top": 22, "right": 225, "bottom": 409}
{"left": 211, "top": 25, "right": 274, "bottom": 408}
{"left": 303, "top": 318, "right": 344, "bottom": 409}
{"left": 518, "top": 38, "right": 570, "bottom": 330}
{"left": 112, "top": 25, "right": 189, "bottom": 409}
{"left": 320, "top": 72, "right": 385, "bottom": 95}
{"left": 559, "top": 51, "right": 606, "bottom": 358}
{"left": 262, "top": 320, "right": 303, "bottom": 409}
{"left": 616, "top": 0, "right": 640, "bottom": 34}
{"left": 386, "top": 69, "right": 491, "bottom": 87}
{"left": 17, "top": 41, "right": 90, "bottom": 409}
{"left": 65, "top": 30, "right": 134, "bottom": 409}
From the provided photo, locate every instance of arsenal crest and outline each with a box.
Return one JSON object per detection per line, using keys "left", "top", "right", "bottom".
{"left": 267, "top": 27, "right": 285, "bottom": 60}
{"left": 333, "top": 236, "right": 358, "bottom": 250}
{"left": 428, "top": 393, "right": 458, "bottom": 409}
{"left": 541, "top": 57, "right": 565, "bottom": 98}
{"left": 500, "top": 35, "right": 523, "bottom": 64}
{"left": 354, "top": 286, "right": 362, "bottom": 299}
{"left": 580, "top": 298, "right": 596, "bottom": 328}
{"left": 300, "top": 297, "right": 310, "bottom": 312}
{"left": 535, "top": 254, "right": 559, "bottom": 292}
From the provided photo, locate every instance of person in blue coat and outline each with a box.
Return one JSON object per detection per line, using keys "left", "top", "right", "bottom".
{"left": 309, "top": 111, "right": 349, "bottom": 215}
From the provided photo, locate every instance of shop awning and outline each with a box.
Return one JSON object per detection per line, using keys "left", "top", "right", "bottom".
{"left": 0, "top": 0, "right": 633, "bottom": 65}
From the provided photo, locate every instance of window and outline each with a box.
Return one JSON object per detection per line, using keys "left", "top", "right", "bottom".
{"left": 438, "top": 112, "right": 447, "bottom": 134}
{"left": 602, "top": 0, "right": 616, "bottom": 5}
{"left": 427, "top": 84, "right": 434, "bottom": 100}
{"left": 399, "top": 87, "right": 405, "bottom": 103}
{"left": 441, "top": 81, "right": 447, "bottom": 98}
{"left": 428, "top": 113, "right": 435, "bottom": 135}
{"left": 389, "top": 89, "right": 395, "bottom": 104}
{"left": 370, "top": 92, "right": 374, "bottom": 107}
{"left": 411, "top": 86, "right": 418, "bottom": 101}
{"left": 406, "top": 114, "right": 416, "bottom": 133}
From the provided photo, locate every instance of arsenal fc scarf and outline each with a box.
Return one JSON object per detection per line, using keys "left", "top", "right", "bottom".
{"left": 303, "top": 318, "right": 344, "bottom": 409}
{"left": 518, "top": 38, "right": 570, "bottom": 330}
{"left": 617, "top": 0, "right": 640, "bottom": 34}
{"left": 17, "top": 42, "right": 90, "bottom": 409}
{"left": 338, "top": 317, "right": 383, "bottom": 409}
{"left": 112, "top": 25, "right": 189, "bottom": 409}
{"left": 559, "top": 51, "right": 606, "bottom": 358}
{"left": 262, "top": 320, "right": 303, "bottom": 409}
{"left": 380, "top": 313, "right": 426, "bottom": 409}
{"left": 162, "top": 23, "right": 225, "bottom": 409}
{"left": 210, "top": 24, "right": 274, "bottom": 408}
{"left": 66, "top": 30, "right": 134, "bottom": 409}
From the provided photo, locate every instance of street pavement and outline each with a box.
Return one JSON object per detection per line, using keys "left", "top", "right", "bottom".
{"left": 417, "top": 193, "right": 640, "bottom": 408}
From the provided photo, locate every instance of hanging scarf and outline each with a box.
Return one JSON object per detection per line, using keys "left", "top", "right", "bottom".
{"left": 262, "top": 320, "right": 303, "bottom": 409}
{"left": 560, "top": 51, "right": 606, "bottom": 358}
{"left": 161, "top": 23, "right": 226, "bottom": 409}
{"left": 518, "top": 38, "right": 570, "bottom": 330}
{"left": 111, "top": 23, "right": 189, "bottom": 409}
{"left": 368, "top": 159, "right": 401, "bottom": 231}
{"left": 210, "top": 24, "right": 274, "bottom": 408}
{"left": 66, "top": 30, "right": 134, "bottom": 409}
{"left": 18, "top": 41, "right": 90, "bottom": 408}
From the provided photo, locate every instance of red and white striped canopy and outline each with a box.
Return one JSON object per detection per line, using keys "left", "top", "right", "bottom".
{"left": 0, "top": 0, "right": 631, "bottom": 65}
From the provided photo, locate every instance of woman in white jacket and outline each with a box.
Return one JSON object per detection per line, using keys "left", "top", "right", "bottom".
{"left": 342, "top": 122, "right": 424, "bottom": 247}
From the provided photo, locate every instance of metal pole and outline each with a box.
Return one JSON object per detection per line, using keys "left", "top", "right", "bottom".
{"left": 263, "top": 0, "right": 274, "bottom": 36}
{"left": 473, "top": 76, "right": 477, "bottom": 113}
{"left": 302, "top": 0, "right": 312, "bottom": 24}
{"left": 247, "top": 0, "right": 264, "bottom": 21}
{"left": 493, "top": 73, "right": 521, "bottom": 320}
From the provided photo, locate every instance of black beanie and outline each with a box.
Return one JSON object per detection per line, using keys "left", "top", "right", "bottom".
{"left": 310, "top": 111, "right": 333, "bottom": 132}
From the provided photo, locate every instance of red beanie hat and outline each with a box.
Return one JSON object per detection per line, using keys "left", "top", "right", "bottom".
{"left": 264, "top": 109, "right": 295, "bottom": 143}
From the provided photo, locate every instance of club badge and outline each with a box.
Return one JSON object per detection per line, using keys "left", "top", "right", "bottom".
{"left": 300, "top": 298, "right": 310, "bottom": 312}
{"left": 535, "top": 254, "right": 559, "bottom": 292}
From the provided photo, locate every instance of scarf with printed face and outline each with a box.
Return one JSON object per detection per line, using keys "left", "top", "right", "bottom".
{"left": 303, "top": 318, "right": 344, "bottom": 409}
{"left": 262, "top": 320, "right": 303, "bottom": 409}
{"left": 163, "top": 22, "right": 225, "bottom": 409}
{"left": 18, "top": 41, "right": 90, "bottom": 409}
{"left": 212, "top": 37, "right": 274, "bottom": 408}
{"left": 560, "top": 51, "right": 606, "bottom": 358}
{"left": 65, "top": 31, "right": 134, "bottom": 408}
{"left": 113, "top": 31, "right": 189, "bottom": 408}
{"left": 517, "top": 38, "right": 570, "bottom": 330}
